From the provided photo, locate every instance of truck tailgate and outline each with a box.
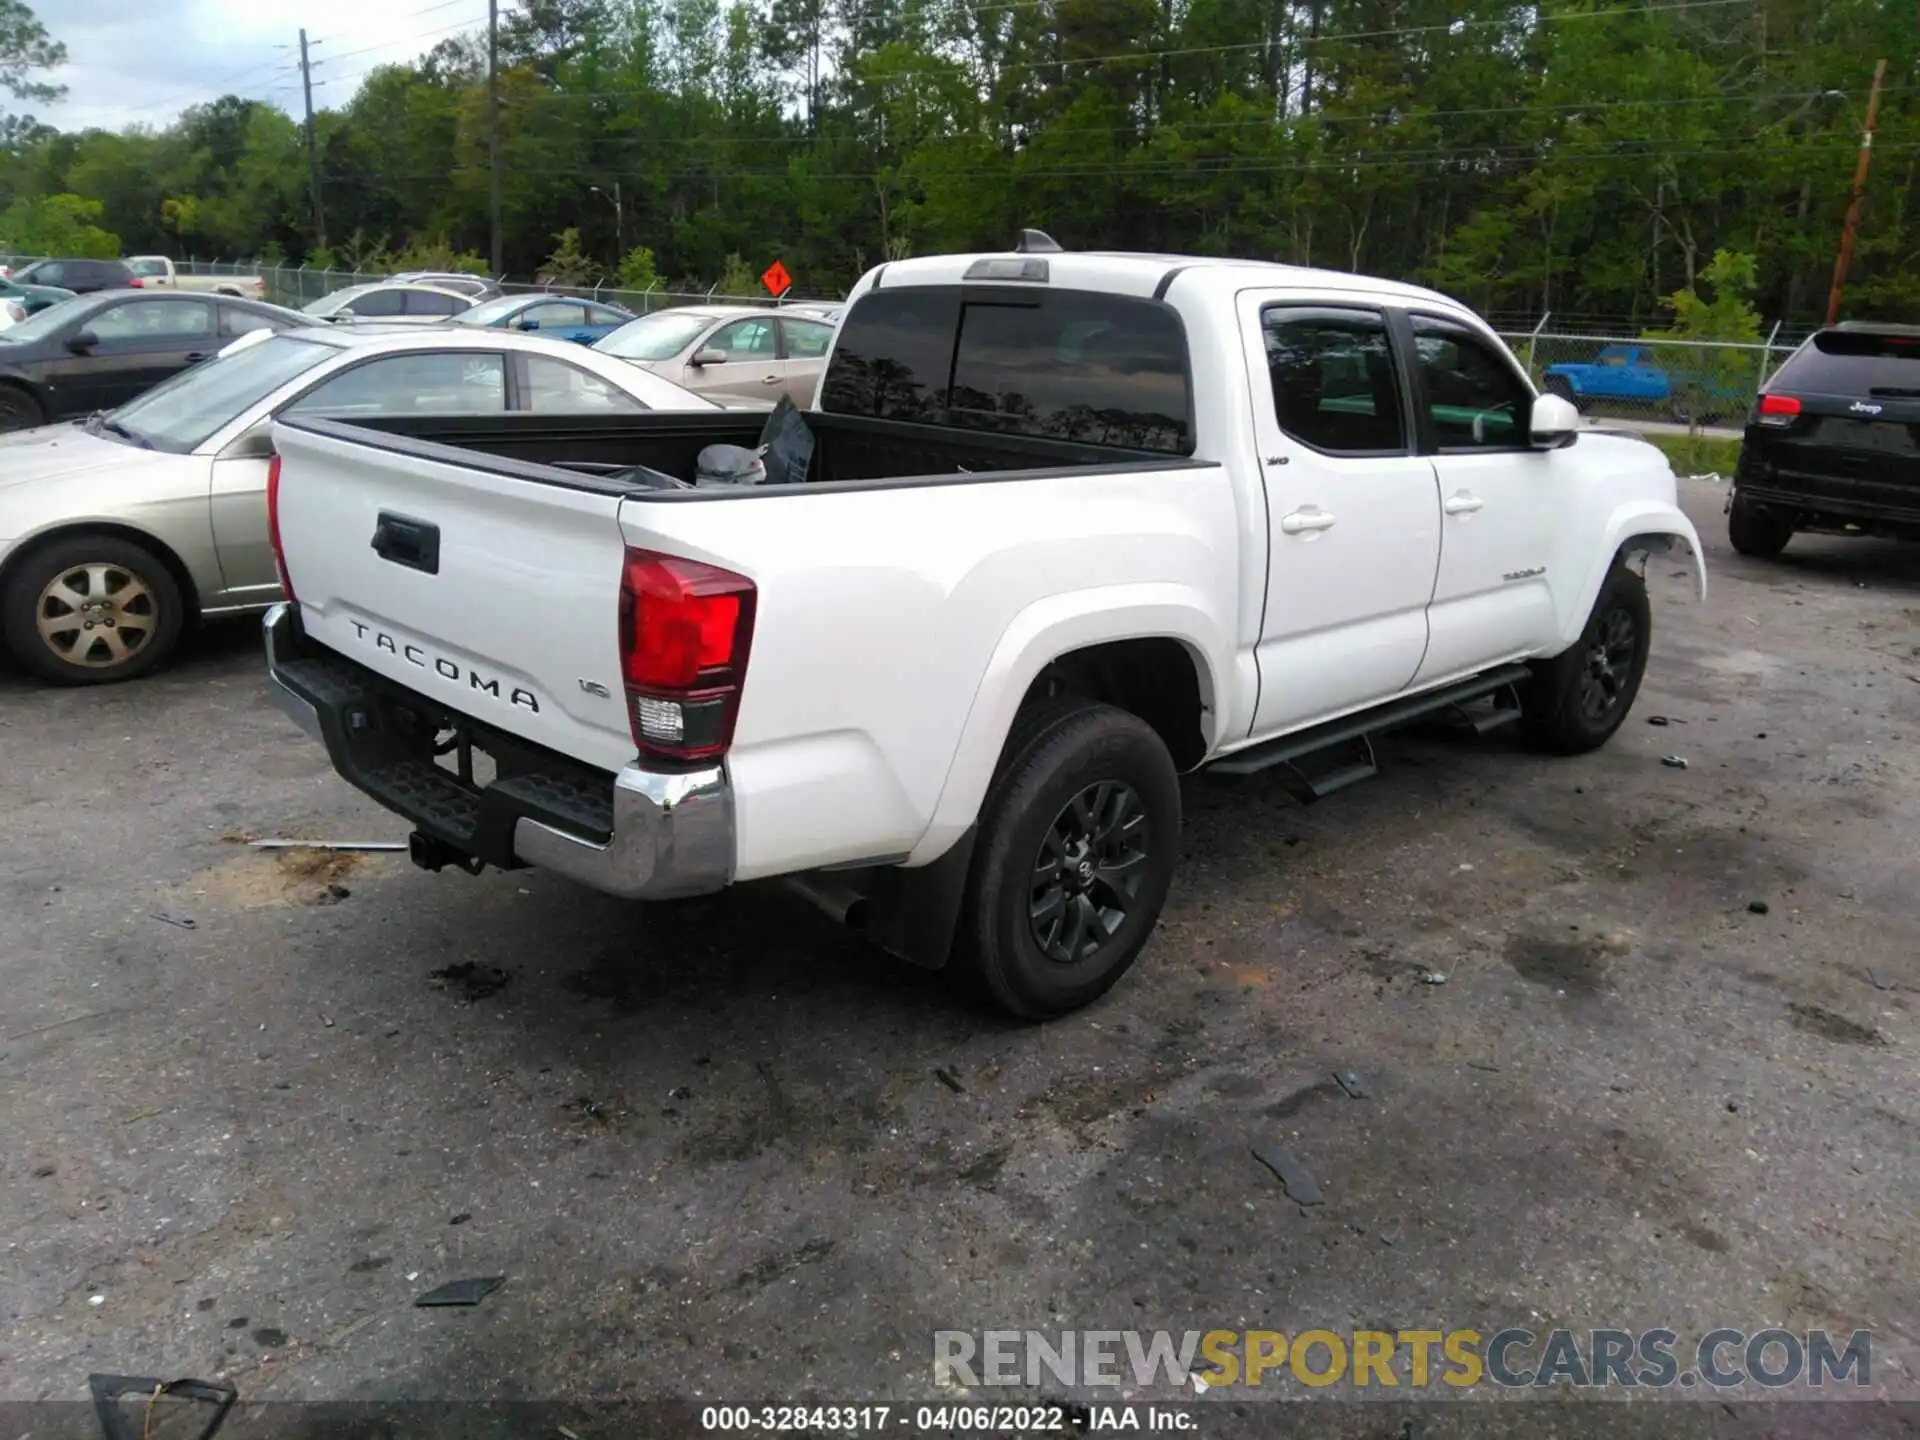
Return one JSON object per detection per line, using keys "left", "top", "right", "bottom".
{"left": 271, "top": 419, "right": 639, "bottom": 774}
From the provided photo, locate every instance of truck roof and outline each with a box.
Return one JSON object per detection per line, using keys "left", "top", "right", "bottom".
{"left": 867, "top": 247, "right": 1466, "bottom": 312}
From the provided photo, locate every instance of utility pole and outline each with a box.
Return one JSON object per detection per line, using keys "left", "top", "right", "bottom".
{"left": 487, "top": 0, "right": 503, "bottom": 277}
{"left": 298, "top": 29, "right": 326, "bottom": 249}
{"left": 1826, "top": 57, "right": 1888, "bottom": 327}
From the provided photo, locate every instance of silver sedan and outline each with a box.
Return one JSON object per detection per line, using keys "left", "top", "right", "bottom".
{"left": 0, "top": 326, "right": 720, "bottom": 685}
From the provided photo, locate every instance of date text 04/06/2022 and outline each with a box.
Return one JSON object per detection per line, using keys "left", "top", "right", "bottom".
{"left": 697, "top": 1404, "right": 1196, "bottom": 1432}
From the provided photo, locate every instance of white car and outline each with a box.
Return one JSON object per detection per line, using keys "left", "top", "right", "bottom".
{"left": 302, "top": 281, "right": 476, "bottom": 325}
{"left": 0, "top": 326, "right": 721, "bottom": 684}
{"left": 263, "top": 238, "right": 1706, "bottom": 1018}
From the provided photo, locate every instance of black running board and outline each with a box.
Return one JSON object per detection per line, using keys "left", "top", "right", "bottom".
{"left": 1207, "top": 664, "right": 1532, "bottom": 799}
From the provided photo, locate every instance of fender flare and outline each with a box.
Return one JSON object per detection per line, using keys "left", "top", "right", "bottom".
{"left": 1556, "top": 501, "right": 1707, "bottom": 650}
{"left": 904, "top": 583, "right": 1230, "bottom": 866}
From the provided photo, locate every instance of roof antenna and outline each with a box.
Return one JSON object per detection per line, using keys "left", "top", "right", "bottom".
{"left": 1015, "top": 229, "right": 1063, "bottom": 254}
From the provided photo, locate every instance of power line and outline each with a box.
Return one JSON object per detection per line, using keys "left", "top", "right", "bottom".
{"left": 317, "top": 137, "right": 1920, "bottom": 187}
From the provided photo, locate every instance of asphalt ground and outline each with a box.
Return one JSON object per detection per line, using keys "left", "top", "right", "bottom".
{"left": 3, "top": 478, "right": 1916, "bottom": 1439}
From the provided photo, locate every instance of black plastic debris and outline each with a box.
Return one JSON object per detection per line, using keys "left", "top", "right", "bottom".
{"left": 935, "top": 1068, "right": 966, "bottom": 1094}
{"left": 1647, "top": 715, "right": 1670, "bottom": 727}
{"left": 89, "top": 1374, "right": 236, "bottom": 1440}
{"left": 151, "top": 910, "right": 196, "bottom": 929}
{"left": 428, "top": 962, "right": 511, "bottom": 1001}
{"left": 1251, "top": 1143, "right": 1323, "bottom": 1205}
{"left": 1748, "top": 900, "right": 1770, "bottom": 915}
{"left": 1661, "top": 755, "right": 1689, "bottom": 769}
{"left": 415, "top": 1276, "right": 505, "bottom": 1307}
{"left": 1332, "top": 1070, "right": 1372, "bottom": 1100}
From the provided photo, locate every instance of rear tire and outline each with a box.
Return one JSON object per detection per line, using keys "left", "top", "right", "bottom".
{"left": 1728, "top": 494, "right": 1793, "bottom": 558}
{"left": 950, "top": 699, "right": 1180, "bottom": 1019}
{"left": 0, "top": 383, "right": 45, "bottom": 432}
{"left": 1520, "top": 561, "right": 1650, "bottom": 755}
{"left": 2, "top": 534, "right": 186, "bottom": 684}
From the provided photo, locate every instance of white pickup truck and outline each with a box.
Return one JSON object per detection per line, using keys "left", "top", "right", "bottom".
{"left": 126, "top": 255, "right": 268, "bottom": 300}
{"left": 262, "top": 236, "right": 1706, "bottom": 1018}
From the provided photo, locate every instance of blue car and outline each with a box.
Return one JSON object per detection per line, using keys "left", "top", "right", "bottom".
{"left": 1544, "top": 343, "right": 1746, "bottom": 421}
{"left": 450, "top": 293, "right": 634, "bottom": 345}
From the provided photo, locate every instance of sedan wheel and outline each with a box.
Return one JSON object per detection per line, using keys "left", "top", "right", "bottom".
{"left": 0, "top": 385, "right": 44, "bottom": 432}
{"left": 3, "top": 535, "right": 186, "bottom": 684}
{"left": 37, "top": 564, "right": 160, "bottom": 669}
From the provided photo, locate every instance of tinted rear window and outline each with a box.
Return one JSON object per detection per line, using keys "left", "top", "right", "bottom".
{"left": 820, "top": 287, "right": 1193, "bottom": 454}
{"left": 1770, "top": 330, "right": 1920, "bottom": 396}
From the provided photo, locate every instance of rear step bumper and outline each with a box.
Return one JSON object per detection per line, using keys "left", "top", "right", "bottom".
{"left": 262, "top": 603, "right": 733, "bottom": 901}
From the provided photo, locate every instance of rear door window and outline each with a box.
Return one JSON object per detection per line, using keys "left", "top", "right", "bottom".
{"left": 1261, "top": 307, "right": 1407, "bottom": 454}
{"left": 347, "top": 288, "right": 406, "bottom": 318}
{"left": 1770, "top": 329, "right": 1920, "bottom": 397}
{"left": 404, "top": 289, "right": 466, "bottom": 316}
{"left": 821, "top": 287, "right": 1192, "bottom": 453}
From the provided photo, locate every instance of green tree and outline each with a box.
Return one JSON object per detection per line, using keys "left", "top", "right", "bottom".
{"left": 538, "top": 226, "right": 598, "bottom": 285}
{"left": 616, "top": 244, "right": 659, "bottom": 290}
{"left": 0, "top": 192, "right": 117, "bottom": 256}
{"left": 1643, "top": 250, "right": 1764, "bottom": 432}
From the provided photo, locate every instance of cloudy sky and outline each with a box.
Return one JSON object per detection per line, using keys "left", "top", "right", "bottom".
{"left": 39, "top": 0, "right": 491, "bottom": 133}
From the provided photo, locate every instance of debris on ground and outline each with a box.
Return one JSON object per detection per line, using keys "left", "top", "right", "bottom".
{"left": 151, "top": 910, "right": 196, "bottom": 929}
{"left": 316, "top": 883, "right": 352, "bottom": 904}
{"left": 428, "top": 961, "right": 512, "bottom": 1001}
{"left": 1865, "top": 968, "right": 1893, "bottom": 992}
{"left": 89, "top": 1373, "right": 238, "bottom": 1440}
{"left": 935, "top": 1067, "right": 966, "bottom": 1094}
{"left": 1251, "top": 1143, "right": 1324, "bottom": 1205}
{"left": 247, "top": 839, "right": 407, "bottom": 852}
{"left": 1466, "top": 1061, "right": 1501, "bottom": 1073}
{"left": 450, "top": 1212, "right": 472, "bottom": 1225}
{"left": 415, "top": 1276, "right": 505, "bottom": 1308}
{"left": 1648, "top": 715, "right": 1671, "bottom": 727}
{"left": 1661, "top": 755, "right": 1689, "bottom": 769}
{"left": 1332, "top": 1070, "right": 1372, "bottom": 1099}
{"left": 1747, "top": 900, "right": 1770, "bottom": 915}
{"left": 1415, "top": 966, "right": 1449, "bottom": 985}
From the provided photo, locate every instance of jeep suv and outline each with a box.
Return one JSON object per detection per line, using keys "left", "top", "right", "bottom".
{"left": 1728, "top": 322, "right": 1920, "bottom": 557}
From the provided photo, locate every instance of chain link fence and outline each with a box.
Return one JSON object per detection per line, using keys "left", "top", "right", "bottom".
{"left": 177, "top": 258, "right": 840, "bottom": 316}
{"left": 1495, "top": 319, "right": 1810, "bottom": 432}
{"left": 0, "top": 252, "right": 842, "bottom": 316}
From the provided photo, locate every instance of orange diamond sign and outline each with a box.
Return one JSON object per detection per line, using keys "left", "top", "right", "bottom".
{"left": 761, "top": 259, "right": 792, "bottom": 298}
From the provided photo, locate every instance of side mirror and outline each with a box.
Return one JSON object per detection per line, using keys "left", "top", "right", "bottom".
{"left": 1530, "top": 393, "right": 1580, "bottom": 449}
{"left": 67, "top": 329, "right": 99, "bottom": 353}
{"left": 330, "top": 307, "right": 356, "bottom": 321}
{"left": 690, "top": 347, "right": 726, "bottom": 368}
{"left": 516, "top": 317, "right": 540, "bottom": 331}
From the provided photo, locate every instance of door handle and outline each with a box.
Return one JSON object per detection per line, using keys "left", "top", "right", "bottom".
{"left": 763, "top": 374, "right": 780, "bottom": 384}
{"left": 1280, "top": 508, "right": 1338, "bottom": 535}
{"left": 184, "top": 352, "right": 210, "bottom": 363}
{"left": 370, "top": 511, "right": 441, "bottom": 574}
{"left": 1443, "top": 492, "right": 1485, "bottom": 515}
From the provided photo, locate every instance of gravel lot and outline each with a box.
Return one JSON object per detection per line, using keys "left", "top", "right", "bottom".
{"left": 3, "top": 479, "right": 1916, "bottom": 1436}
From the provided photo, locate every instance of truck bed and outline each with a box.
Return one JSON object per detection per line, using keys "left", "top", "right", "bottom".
{"left": 316, "top": 408, "right": 1191, "bottom": 495}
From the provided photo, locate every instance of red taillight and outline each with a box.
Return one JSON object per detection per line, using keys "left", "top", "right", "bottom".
{"left": 127, "top": 277, "right": 142, "bottom": 288}
{"left": 618, "top": 549, "right": 755, "bottom": 762}
{"left": 266, "top": 453, "right": 295, "bottom": 599}
{"left": 1756, "top": 393, "right": 1801, "bottom": 427}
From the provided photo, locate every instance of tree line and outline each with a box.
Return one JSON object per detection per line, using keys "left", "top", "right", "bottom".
{"left": 0, "top": 0, "right": 1915, "bottom": 324}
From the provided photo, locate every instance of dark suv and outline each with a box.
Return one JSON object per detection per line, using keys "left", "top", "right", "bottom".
{"left": 1728, "top": 322, "right": 1920, "bottom": 557}
{"left": 11, "top": 257, "right": 139, "bottom": 294}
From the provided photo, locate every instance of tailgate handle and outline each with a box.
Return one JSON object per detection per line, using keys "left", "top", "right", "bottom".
{"left": 371, "top": 512, "right": 440, "bottom": 575}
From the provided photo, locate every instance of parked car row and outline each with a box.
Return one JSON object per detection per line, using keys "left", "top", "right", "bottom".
{"left": 0, "top": 321, "right": 734, "bottom": 682}
{"left": 0, "top": 259, "right": 849, "bottom": 684}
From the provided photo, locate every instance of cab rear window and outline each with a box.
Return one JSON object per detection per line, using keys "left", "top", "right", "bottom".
{"left": 1770, "top": 329, "right": 1920, "bottom": 397}
{"left": 820, "top": 286, "right": 1194, "bottom": 454}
